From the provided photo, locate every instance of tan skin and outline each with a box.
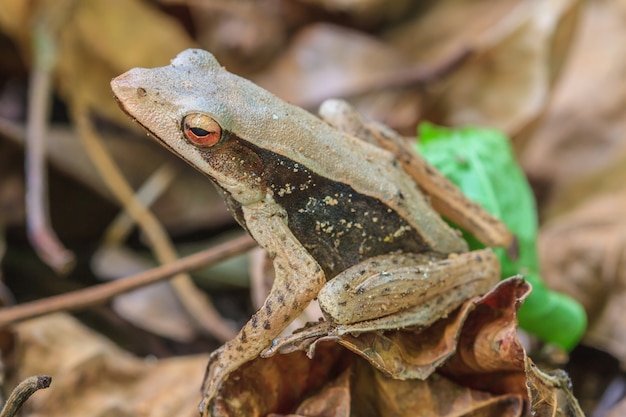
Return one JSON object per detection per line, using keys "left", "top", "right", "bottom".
{"left": 111, "top": 49, "right": 511, "bottom": 416}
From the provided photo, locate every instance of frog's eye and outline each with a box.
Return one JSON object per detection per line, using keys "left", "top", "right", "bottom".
{"left": 182, "top": 113, "right": 222, "bottom": 147}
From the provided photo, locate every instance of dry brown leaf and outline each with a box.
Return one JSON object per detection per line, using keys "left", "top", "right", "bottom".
{"left": 440, "top": 278, "right": 528, "bottom": 396}
{"left": 522, "top": 0, "right": 626, "bottom": 201}
{"left": 208, "top": 277, "right": 582, "bottom": 416}
{"left": 541, "top": 150, "right": 626, "bottom": 221}
{"left": 213, "top": 343, "right": 348, "bottom": 416}
{"left": 406, "top": 0, "right": 581, "bottom": 144}
{"left": 276, "top": 368, "right": 351, "bottom": 417}
{"left": 539, "top": 191, "right": 626, "bottom": 366}
{"left": 266, "top": 279, "right": 526, "bottom": 381}
{"left": 525, "top": 360, "right": 585, "bottom": 417}
{"left": 184, "top": 0, "right": 288, "bottom": 74}
{"left": 362, "top": 365, "right": 525, "bottom": 417}
{"left": 384, "top": 0, "right": 520, "bottom": 67}
{"left": 0, "top": 0, "right": 194, "bottom": 125}
{"left": 297, "top": 0, "right": 414, "bottom": 28}
{"left": 252, "top": 0, "right": 580, "bottom": 137}
{"left": 252, "top": 23, "right": 422, "bottom": 133}
{"left": 13, "top": 313, "right": 207, "bottom": 417}
{"left": 57, "top": 0, "right": 193, "bottom": 124}
{"left": 216, "top": 348, "right": 527, "bottom": 417}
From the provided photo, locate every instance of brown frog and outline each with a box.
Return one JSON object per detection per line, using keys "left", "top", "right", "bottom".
{"left": 111, "top": 49, "right": 509, "bottom": 416}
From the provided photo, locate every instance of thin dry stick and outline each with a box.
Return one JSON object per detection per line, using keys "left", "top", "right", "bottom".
{"left": 73, "top": 105, "right": 236, "bottom": 342}
{"left": 102, "top": 164, "right": 176, "bottom": 245}
{"left": 25, "top": 23, "right": 74, "bottom": 274}
{"left": 0, "top": 118, "right": 25, "bottom": 146}
{"left": 0, "top": 376, "right": 51, "bottom": 417}
{"left": 0, "top": 234, "right": 255, "bottom": 328}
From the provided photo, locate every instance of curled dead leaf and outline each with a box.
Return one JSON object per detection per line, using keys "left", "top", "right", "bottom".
{"left": 525, "top": 359, "right": 585, "bottom": 417}
{"left": 209, "top": 277, "right": 583, "bottom": 416}
{"left": 213, "top": 342, "right": 348, "bottom": 417}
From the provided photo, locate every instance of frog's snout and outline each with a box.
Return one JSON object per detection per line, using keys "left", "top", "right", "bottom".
{"left": 111, "top": 69, "right": 145, "bottom": 104}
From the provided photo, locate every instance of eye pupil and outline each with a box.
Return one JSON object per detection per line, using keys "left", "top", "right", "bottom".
{"left": 182, "top": 113, "right": 223, "bottom": 147}
{"left": 190, "top": 127, "right": 210, "bottom": 137}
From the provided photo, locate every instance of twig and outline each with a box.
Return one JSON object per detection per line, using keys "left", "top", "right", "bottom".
{"left": 72, "top": 105, "right": 237, "bottom": 342}
{"left": 0, "top": 118, "right": 24, "bottom": 145}
{"left": 0, "top": 234, "right": 255, "bottom": 328}
{"left": 0, "top": 375, "right": 51, "bottom": 417}
{"left": 25, "top": 21, "right": 75, "bottom": 274}
{"left": 102, "top": 164, "right": 176, "bottom": 245}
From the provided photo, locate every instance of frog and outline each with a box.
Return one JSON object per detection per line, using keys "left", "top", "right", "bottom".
{"left": 111, "top": 49, "right": 510, "bottom": 416}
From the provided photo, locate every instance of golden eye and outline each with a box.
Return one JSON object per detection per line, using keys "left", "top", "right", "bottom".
{"left": 182, "top": 113, "right": 222, "bottom": 147}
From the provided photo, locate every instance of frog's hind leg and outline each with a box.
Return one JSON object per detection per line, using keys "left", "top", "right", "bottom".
{"left": 318, "top": 98, "right": 381, "bottom": 146}
{"left": 317, "top": 249, "right": 500, "bottom": 333}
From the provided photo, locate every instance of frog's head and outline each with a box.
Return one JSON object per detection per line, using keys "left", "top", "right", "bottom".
{"left": 112, "top": 49, "right": 360, "bottom": 206}
{"left": 111, "top": 49, "right": 290, "bottom": 204}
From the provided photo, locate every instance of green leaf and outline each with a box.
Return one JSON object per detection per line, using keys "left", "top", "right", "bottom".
{"left": 417, "top": 123, "right": 586, "bottom": 351}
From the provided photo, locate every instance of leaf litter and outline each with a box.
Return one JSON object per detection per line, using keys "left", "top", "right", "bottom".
{"left": 0, "top": 0, "right": 621, "bottom": 415}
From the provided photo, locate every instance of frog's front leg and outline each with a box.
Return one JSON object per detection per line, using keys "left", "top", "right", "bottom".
{"left": 317, "top": 249, "right": 500, "bottom": 332}
{"left": 200, "top": 202, "right": 326, "bottom": 416}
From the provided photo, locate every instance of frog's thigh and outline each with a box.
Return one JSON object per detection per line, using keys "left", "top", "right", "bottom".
{"left": 317, "top": 249, "right": 500, "bottom": 326}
